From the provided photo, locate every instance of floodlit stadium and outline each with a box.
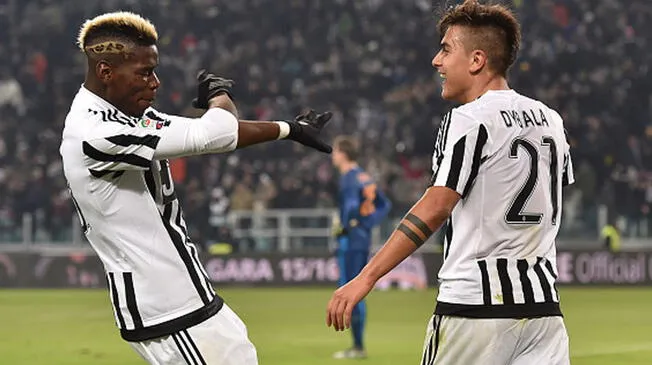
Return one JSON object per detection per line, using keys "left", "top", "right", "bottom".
{"left": 0, "top": 1, "right": 651, "bottom": 364}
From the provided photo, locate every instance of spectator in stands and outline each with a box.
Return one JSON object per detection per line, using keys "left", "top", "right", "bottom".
{"left": 0, "top": 0, "right": 650, "bottom": 245}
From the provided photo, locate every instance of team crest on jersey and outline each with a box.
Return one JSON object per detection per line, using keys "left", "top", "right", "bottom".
{"left": 139, "top": 118, "right": 170, "bottom": 130}
{"left": 140, "top": 118, "right": 153, "bottom": 128}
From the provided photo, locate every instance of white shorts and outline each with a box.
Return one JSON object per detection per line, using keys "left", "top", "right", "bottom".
{"left": 129, "top": 304, "right": 258, "bottom": 365}
{"left": 420, "top": 315, "right": 569, "bottom": 365}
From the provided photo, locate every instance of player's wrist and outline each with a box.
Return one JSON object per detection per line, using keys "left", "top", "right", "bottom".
{"left": 357, "top": 270, "right": 378, "bottom": 287}
{"left": 274, "top": 121, "right": 291, "bottom": 140}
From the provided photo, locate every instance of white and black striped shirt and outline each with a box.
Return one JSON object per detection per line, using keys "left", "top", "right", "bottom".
{"left": 430, "top": 90, "right": 574, "bottom": 318}
{"left": 60, "top": 86, "right": 238, "bottom": 341}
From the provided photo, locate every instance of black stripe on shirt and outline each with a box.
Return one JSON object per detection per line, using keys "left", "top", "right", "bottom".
{"left": 108, "top": 109, "right": 137, "bottom": 127}
{"left": 123, "top": 272, "right": 143, "bottom": 329}
{"left": 517, "top": 259, "right": 535, "bottom": 304}
{"left": 161, "top": 203, "right": 211, "bottom": 305}
{"left": 534, "top": 257, "right": 553, "bottom": 302}
{"left": 477, "top": 260, "right": 492, "bottom": 305}
{"left": 562, "top": 154, "right": 570, "bottom": 186}
{"left": 89, "top": 108, "right": 126, "bottom": 125}
{"left": 496, "top": 258, "right": 514, "bottom": 305}
{"left": 444, "top": 218, "right": 453, "bottom": 259}
{"left": 105, "top": 134, "right": 161, "bottom": 149}
{"left": 429, "top": 113, "right": 452, "bottom": 186}
{"left": 82, "top": 141, "right": 151, "bottom": 169}
{"left": 440, "top": 112, "right": 452, "bottom": 153}
{"left": 430, "top": 155, "right": 444, "bottom": 186}
{"left": 146, "top": 110, "right": 167, "bottom": 122}
{"left": 89, "top": 169, "right": 124, "bottom": 179}
{"left": 461, "top": 125, "right": 488, "bottom": 198}
{"left": 108, "top": 273, "right": 126, "bottom": 329}
{"left": 435, "top": 301, "right": 562, "bottom": 319}
{"left": 445, "top": 136, "right": 466, "bottom": 191}
{"left": 543, "top": 259, "right": 557, "bottom": 279}
{"left": 182, "top": 221, "right": 215, "bottom": 297}
{"left": 543, "top": 259, "right": 560, "bottom": 300}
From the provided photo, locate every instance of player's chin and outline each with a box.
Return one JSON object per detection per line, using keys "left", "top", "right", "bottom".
{"left": 440, "top": 88, "right": 453, "bottom": 101}
{"left": 140, "top": 98, "right": 154, "bottom": 108}
{"left": 134, "top": 99, "right": 153, "bottom": 114}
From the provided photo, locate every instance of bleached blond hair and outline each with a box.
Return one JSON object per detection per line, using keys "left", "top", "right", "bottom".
{"left": 77, "top": 11, "right": 158, "bottom": 55}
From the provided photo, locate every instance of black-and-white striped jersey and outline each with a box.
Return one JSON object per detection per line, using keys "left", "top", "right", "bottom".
{"left": 60, "top": 86, "right": 238, "bottom": 341}
{"left": 430, "top": 89, "right": 574, "bottom": 318}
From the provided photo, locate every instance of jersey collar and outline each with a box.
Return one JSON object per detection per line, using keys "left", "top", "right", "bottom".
{"left": 78, "top": 85, "right": 138, "bottom": 121}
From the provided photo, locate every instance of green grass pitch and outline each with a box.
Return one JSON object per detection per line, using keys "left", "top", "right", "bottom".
{"left": 0, "top": 287, "right": 651, "bottom": 364}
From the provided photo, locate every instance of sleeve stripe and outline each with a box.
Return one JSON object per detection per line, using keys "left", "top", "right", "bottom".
{"left": 89, "top": 170, "right": 125, "bottom": 179}
{"left": 105, "top": 134, "right": 161, "bottom": 149}
{"left": 430, "top": 155, "right": 444, "bottom": 186}
{"left": 89, "top": 169, "right": 113, "bottom": 178}
{"left": 461, "top": 124, "right": 488, "bottom": 197}
{"left": 440, "top": 112, "right": 452, "bottom": 150}
{"left": 405, "top": 213, "right": 433, "bottom": 237}
{"left": 83, "top": 141, "right": 151, "bottom": 169}
{"left": 429, "top": 112, "right": 453, "bottom": 186}
{"left": 445, "top": 136, "right": 466, "bottom": 191}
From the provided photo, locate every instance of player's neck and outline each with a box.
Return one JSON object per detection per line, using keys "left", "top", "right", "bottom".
{"left": 84, "top": 77, "right": 106, "bottom": 99}
{"left": 461, "top": 76, "right": 510, "bottom": 104}
{"left": 339, "top": 161, "right": 358, "bottom": 175}
{"left": 83, "top": 77, "right": 121, "bottom": 113}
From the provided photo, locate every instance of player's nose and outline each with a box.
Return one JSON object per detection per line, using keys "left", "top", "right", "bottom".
{"left": 432, "top": 51, "right": 443, "bottom": 68}
{"left": 150, "top": 72, "right": 161, "bottom": 90}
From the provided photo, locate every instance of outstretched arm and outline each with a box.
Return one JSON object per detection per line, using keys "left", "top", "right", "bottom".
{"left": 147, "top": 97, "right": 330, "bottom": 161}
{"left": 207, "top": 93, "right": 281, "bottom": 148}
{"left": 197, "top": 70, "right": 332, "bottom": 152}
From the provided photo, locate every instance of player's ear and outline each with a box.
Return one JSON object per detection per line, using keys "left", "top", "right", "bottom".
{"left": 469, "top": 49, "right": 487, "bottom": 74}
{"left": 95, "top": 61, "right": 113, "bottom": 84}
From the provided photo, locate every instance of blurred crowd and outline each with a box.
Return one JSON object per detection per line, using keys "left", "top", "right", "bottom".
{"left": 0, "top": 0, "right": 650, "bottom": 245}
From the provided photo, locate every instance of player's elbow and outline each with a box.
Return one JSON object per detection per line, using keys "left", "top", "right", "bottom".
{"left": 195, "top": 108, "right": 239, "bottom": 153}
{"left": 420, "top": 186, "right": 460, "bottom": 223}
{"left": 430, "top": 206, "right": 452, "bottom": 221}
{"left": 423, "top": 202, "right": 454, "bottom": 226}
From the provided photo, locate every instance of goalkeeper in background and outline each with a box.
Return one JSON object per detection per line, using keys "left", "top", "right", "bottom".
{"left": 330, "top": 136, "right": 392, "bottom": 359}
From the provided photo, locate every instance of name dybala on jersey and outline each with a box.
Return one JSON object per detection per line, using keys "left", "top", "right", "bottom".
{"left": 430, "top": 90, "right": 574, "bottom": 319}
{"left": 60, "top": 86, "right": 238, "bottom": 341}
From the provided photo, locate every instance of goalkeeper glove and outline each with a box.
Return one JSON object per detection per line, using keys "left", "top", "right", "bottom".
{"left": 192, "top": 69, "right": 235, "bottom": 109}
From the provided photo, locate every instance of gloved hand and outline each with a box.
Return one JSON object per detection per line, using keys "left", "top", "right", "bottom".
{"left": 192, "top": 69, "right": 235, "bottom": 109}
{"left": 286, "top": 109, "right": 333, "bottom": 153}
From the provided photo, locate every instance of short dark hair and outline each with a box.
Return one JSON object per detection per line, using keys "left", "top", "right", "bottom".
{"left": 438, "top": 0, "right": 521, "bottom": 76}
{"left": 78, "top": 11, "right": 158, "bottom": 57}
{"left": 334, "top": 136, "right": 359, "bottom": 162}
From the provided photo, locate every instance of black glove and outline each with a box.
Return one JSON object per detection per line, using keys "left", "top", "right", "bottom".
{"left": 192, "top": 69, "right": 235, "bottom": 109}
{"left": 286, "top": 109, "right": 333, "bottom": 153}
